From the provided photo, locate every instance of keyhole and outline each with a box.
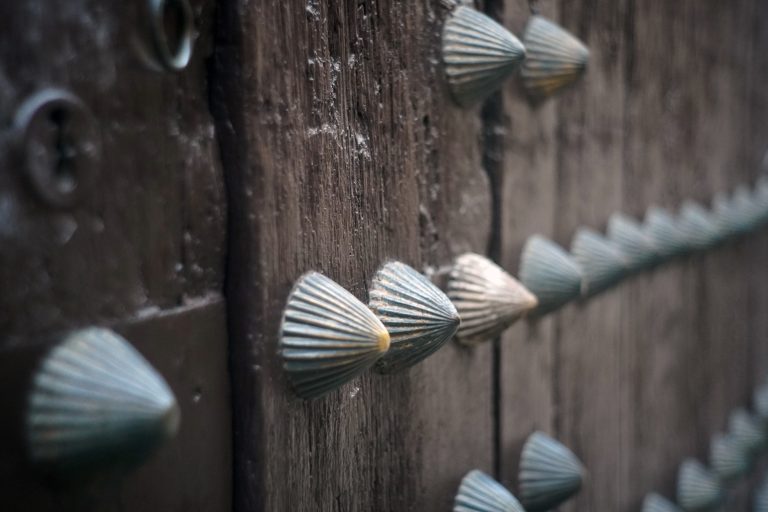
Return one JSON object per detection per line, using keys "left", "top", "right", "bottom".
{"left": 48, "top": 107, "right": 78, "bottom": 195}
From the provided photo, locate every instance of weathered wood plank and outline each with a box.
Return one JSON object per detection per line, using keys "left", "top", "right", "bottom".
{"left": 211, "top": 0, "right": 493, "bottom": 510}
{"left": 495, "top": 0, "right": 560, "bottom": 491}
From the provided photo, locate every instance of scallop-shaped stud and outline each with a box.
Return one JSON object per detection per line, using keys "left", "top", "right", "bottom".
{"left": 26, "top": 328, "right": 179, "bottom": 474}
{"left": 454, "top": 469, "right": 524, "bottom": 512}
{"left": 642, "top": 493, "right": 683, "bottom": 512}
{"left": 519, "top": 235, "right": 583, "bottom": 316}
{"left": 728, "top": 408, "right": 766, "bottom": 456}
{"left": 732, "top": 185, "right": 763, "bottom": 232}
{"left": 712, "top": 192, "right": 746, "bottom": 239}
{"left": 754, "top": 383, "right": 768, "bottom": 420}
{"left": 677, "top": 201, "right": 723, "bottom": 251}
{"left": 442, "top": 5, "right": 526, "bottom": 106}
{"left": 571, "top": 227, "right": 628, "bottom": 297}
{"left": 279, "top": 272, "right": 390, "bottom": 399}
{"left": 756, "top": 475, "right": 768, "bottom": 512}
{"left": 643, "top": 206, "right": 690, "bottom": 260}
{"left": 607, "top": 213, "right": 660, "bottom": 272}
{"left": 447, "top": 253, "right": 538, "bottom": 345}
{"left": 519, "top": 15, "right": 589, "bottom": 101}
{"left": 709, "top": 433, "right": 749, "bottom": 482}
{"left": 369, "top": 261, "right": 460, "bottom": 373}
{"left": 518, "top": 431, "right": 585, "bottom": 511}
{"left": 676, "top": 459, "right": 723, "bottom": 511}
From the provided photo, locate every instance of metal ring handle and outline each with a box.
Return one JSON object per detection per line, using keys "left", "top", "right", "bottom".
{"left": 148, "top": 0, "right": 194, "bottom": 72}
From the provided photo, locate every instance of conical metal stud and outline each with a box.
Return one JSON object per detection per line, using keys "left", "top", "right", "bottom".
{"left": 571, "top": 227, "right": 628, "bottom": 297}
{"left": 279, "top": 272, "right": 390, "bottom": 399}
{"left": 642, "top": 493, "right": 683, "bottom": 512}
{"left": 732, "top": 185, "right": 763, "bottom": 232}
{"left": 709, "top": 433, "right": 749, "bottom": 483}
{"left": 519, "top": 235, "right": 583, "bottom": 316}
{"left": 519, "top": 15, "right": 589, "bottom": 101}
{"left": 454, "top": 469, "right": 524, "bottom": 512}
{"left": 447, "top": 253, "right": 538, "bottom": 345}
{"left": 643, "top": 206, "right": 690, "bottom": 260}
{"left": 713, "top": 192, "right": 750, "bottom": 239}
{"left": 607, "top": 213, "right": 660, "bottom": 272}
{"left": 369, "top": 261, "right": 460, "bottom": 373}
{"left": 676, "top": 459, "right": 723, "bottom": 511}
{"left": 677, "top": 200, "right": 723, "bottom": 251}
{"left": 518, "top": 431, "right": 585, "bottom": 511}
{"left": 728, "top": 408, "right": 765, "bottom": 456}
{"left": 26, "top": 328, "right": 179, "bottom": 475}
{"left": 442, "top": 5, "right": 526, "bottom": 106}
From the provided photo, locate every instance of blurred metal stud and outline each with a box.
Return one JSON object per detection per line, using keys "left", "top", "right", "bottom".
{"left": 519, "top": 235, "right": 583, "bottom": 316}
{"left": 520, "top": 15, "right": 589, "bottom": 101}
{"left": 642, "top": 493, "right": 683, "bottom": 512}
{"left": 13, "top": 88, "right": 101, "bottom": 208}
{"left": 518, "top": 431, "right": 585, "bottom": 511}
{"left": 677, "top": 200, "right": 723, "bottom": 251}
{"left": 728, "top": 408, "right": 765, "bottom": 456}
{"left": 454, "top": 469, "right": 524, "bottom": 512}
{"left": 370, "top": 261, "right": 459, "bottom": 373}
{"left": 643, "top": 206, "right": 690, "bottom": 260}
{"left": 27, "top": 328, "right": 179, "bottom": 475}
{"left": 442, "top": 5, "right": 526, "bottom": 106}
{"left": 709, "top": 433, "right": 749, "bottom": 483}
{"left": 571, "top": 227, "right": 628, "bottom": 297}
{"left": 279, "top": 272, "right": 390, "bottom": 399}
{"left": 607, "top": 213, "right": 660, "bottom": 272}
{"left": 676, "top": 459, "right": 723, "bottom": 511}
{"left": 447, "top": 253, "right": 537, "bottom": 345}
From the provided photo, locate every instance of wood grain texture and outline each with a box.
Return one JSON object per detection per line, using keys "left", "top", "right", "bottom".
{"left": 211, "top": 0, "right": 493, "bottom": 510}
{"left": 0, "top": 1, "right": 231, "bottom": 510}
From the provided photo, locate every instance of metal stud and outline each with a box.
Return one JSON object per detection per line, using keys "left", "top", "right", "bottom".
{"left": 643, "top": 206, "right": 690, "bottom": 260}
{"left": 607, "top": 213, "right": 660, "bottom": 272}
{"left": 676, "top": 200, "right": 723, "bottom": 251}
{"left": 642, "top": 493, "right": 683, "bottom": 512}
{"left": 447, "top": 253, "right": 537, "bottom": 345}
{"left": 709, "top": 433, "right": 749, "bottom": 483}
{"left": 520, "top": 15, "right": 589, "bottom": 101}
{"left": 26, "top": 328, "right": 179, "bottom": 475}
{"left": 442, "top": 5, "right": 526, "bottom": 106}
{"left": 571, "top": 227, "right": 628, "bottom": 297}
{"left": 519, "top": 235, "right": 583, "bottom": 316}
{"left": 518, "top": 431, "right": 585, "bottom": 511}
{"left": 676, "top": 458, "right": 723, "bottom": 511}
{"left": 728, "top": 408, "right": 765, "bottom": 456}
{"left": 454, "top": 469, "right": 524, "bottom": 512}
{"left": 369, "top": 261, "right": 459, "bottom": 373}
{"left": 279, "top": 272, "right": 390, "bottom": 399}
{"left": 13, "top": 88, "right": 101, "bottom": 208}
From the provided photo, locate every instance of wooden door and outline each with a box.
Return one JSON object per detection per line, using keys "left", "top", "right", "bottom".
{"left": 2, "top": 1, "right": 768, "bottom": 511}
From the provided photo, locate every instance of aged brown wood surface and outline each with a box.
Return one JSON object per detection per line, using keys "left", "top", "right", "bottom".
{"left": 0, "top": 0, "right": 232, "bottom": 510}
{"left": 1, "top": 0, "right": 768, "bottom": 511}
{"left": 211, "top": 1, "right": 492, "bottom": 510}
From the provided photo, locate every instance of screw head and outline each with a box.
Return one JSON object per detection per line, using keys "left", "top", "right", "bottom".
{"left": 13, "top": 88, "right": 100, "bottom": 208}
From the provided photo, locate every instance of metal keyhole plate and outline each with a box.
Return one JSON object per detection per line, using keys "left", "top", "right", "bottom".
{"left": 13, "top": 89, "right": 100, "bottom": 208}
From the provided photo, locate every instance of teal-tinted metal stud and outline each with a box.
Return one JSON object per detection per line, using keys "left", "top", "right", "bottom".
{"left": 442, "top": 3, "right": 526, "bottom": 106}
{"left": 676, "top": 459, "right": 723, "bottom": 512}
{"left": 643, "top": 206, "right": 690, "bottom": 260}
{"left": 447, "top": 253, "right": 538, "bottom": 345}
{"left": 370, "top": 261, "right": 460, "bottom": 373}
{"left": 279, "top": 272, "right": 390, "bottom": 399}
{"left": 518, "top": 431, "right": 585, "bottom": 511}
{"left": 454, "top": 469, "right": 524, "bottom": 512}
{"left": 519, "top": 15, "right": 589, "bottom": 101}
{"left": 642, "top": 493, "right": 683, "bottom": 512}
{"left": 677, "top": 200, "right": 723, "bottom": 251}
{"left": 27, "top": 328, "right": 180, "bottom": 476}
{"left": 519, "top": 235, "right": 583, "bottom": 316}
{"left": 728, "top": 408, "right": 766, "bottom": 457}
{"left": 709, "top": 433, "right": 749, "bottom": 483}
{"left": 607, "top": 213, "right": 660, "bottom": 272}
{"left": 570, "top": 227, "right": 628, "bottom": 297}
